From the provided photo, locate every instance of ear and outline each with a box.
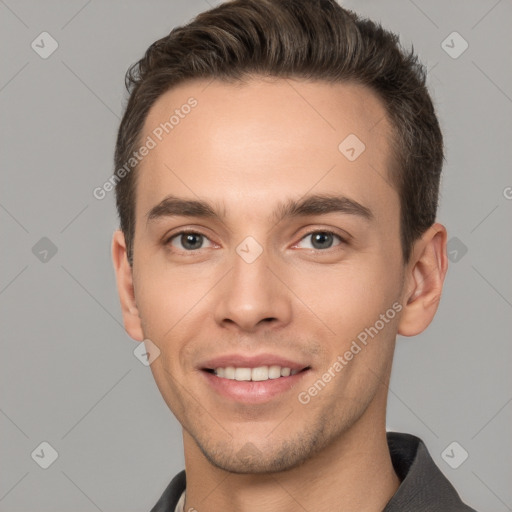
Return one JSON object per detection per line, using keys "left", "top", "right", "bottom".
{"left": 397, "top": 223, "right": 448, "bottom": 337}
{"left": 112, "top": 230, "right": 144, "bottom": 341}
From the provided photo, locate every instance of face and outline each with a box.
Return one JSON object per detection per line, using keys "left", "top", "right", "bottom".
{"left": 118, "top": 77, "right": 409, "bottom": 473}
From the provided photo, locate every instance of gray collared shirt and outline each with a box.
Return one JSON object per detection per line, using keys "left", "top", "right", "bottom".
{"left": 150, "top": 432, "right": 478, "bottom": 511}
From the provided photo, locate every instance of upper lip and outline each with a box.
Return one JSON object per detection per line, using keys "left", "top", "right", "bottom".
{"left": 199, "top": 353, "right": 310, "bottom": 371}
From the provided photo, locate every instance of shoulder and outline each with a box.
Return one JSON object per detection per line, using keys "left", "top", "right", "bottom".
{"left": 149, "top": 470, "right": 186, "bottom": 512}
{"left": 384, "top": 432, "right": 478, "bottom": 512}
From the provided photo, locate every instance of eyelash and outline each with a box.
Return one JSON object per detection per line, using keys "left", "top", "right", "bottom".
{"left": 294, "top": 230, "right": 347, "bottom": 250}
{"left": 164, "top": 229, "right": 347, "bottom": 252}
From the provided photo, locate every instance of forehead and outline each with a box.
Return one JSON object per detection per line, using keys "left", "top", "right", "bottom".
{"left": 136, "top": 77, "right": 397, "bottom": 225}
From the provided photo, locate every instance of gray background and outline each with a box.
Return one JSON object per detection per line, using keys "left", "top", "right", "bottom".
{"left": 1, "top": 0, "right": 511, "bottom": 510}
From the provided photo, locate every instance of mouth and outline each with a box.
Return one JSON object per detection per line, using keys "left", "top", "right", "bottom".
{"left": 203, "top": 365, "right": 311, "bottom": 381}
{"left": 200, "top": 360, "right": 312, "bottom": 404}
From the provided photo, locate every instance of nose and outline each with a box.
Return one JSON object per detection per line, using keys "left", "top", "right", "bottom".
{"left": 213, "top": 246, "right": 292, "bottom": 334}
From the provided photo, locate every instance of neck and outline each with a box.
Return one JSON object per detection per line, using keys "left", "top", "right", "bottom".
{"left": 182, "top": 397, "right": 400, "bottom": 512}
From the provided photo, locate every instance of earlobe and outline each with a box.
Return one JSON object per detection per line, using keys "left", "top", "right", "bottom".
{"left": 397, "top": 223, "right": 448, "bottom": 337}
{"left": 112, "top": 230, "right": 144, "bottom": 341}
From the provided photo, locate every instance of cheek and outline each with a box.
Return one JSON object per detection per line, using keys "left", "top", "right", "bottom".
{"left": 300, "top": 263, "right": 401, "bottom": 394}
{"left": 133, "top": 262, "right": 217, "bottom": 372}
{"left": 135, "top": 260, "right": 207, "bottom": 324}
{"left": 293, "top": 260, "right": 401, "bottom": 333}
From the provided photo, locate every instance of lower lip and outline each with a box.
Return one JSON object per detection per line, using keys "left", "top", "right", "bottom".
{"left": 201, "top": 369, "right": 310, "bottom": 404}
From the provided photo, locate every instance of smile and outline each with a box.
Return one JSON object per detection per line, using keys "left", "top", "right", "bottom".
{"left": 201, "top": 366, "right": 311, "bottom": 403}
{"left": 206, "top": 365, "right": 306, "bottom": 381}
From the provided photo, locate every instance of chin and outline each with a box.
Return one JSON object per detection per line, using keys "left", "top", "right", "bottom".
{"left": 202, "top": 448, "right": 306, "bottom": 474}
{"left": 194, "top": 425, "right": 329, "bottom": 475}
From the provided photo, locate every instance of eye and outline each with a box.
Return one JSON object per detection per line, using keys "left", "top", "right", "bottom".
{"left": 166, "top": 231, "right": 214, "bottom": 251}
{"left": 295, "top": 230, "right": 344, "bottom": 250}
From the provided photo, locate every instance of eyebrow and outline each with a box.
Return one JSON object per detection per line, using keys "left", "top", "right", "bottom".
{"left": 146, "top": 193, "right": 373, "bottom": 226}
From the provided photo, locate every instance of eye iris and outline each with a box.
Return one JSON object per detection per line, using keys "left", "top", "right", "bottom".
{"left": 311, "top": 232, "right": 333, "bottom": 249}
{"left": 182, "top": 233, "right": 203, "bottom": 250}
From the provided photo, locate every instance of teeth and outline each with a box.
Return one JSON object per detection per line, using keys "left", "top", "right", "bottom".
{"left": 234, "top": 367, "right": 251, "bottom": 381}
{"left": 268, "top": 365, "right": 281, "bottom": 379}
{"left": 252, "top": 366, "right": 270, "bottom": 381}
{"left": 212, "top": 365, "right": 301, "bottom": 381}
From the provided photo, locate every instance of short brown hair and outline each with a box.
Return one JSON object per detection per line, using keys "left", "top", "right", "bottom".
{"left": 115, "top": 0, "right": 443, "bottom": 265}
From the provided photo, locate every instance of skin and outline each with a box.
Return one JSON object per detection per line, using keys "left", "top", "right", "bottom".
{"left": 112, "top": 77, "right": 448, "bottom": 511}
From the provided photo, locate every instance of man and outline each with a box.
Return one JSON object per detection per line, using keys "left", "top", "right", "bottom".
{"left": 112, "top": 0, "right": 478, "bottom": 510}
